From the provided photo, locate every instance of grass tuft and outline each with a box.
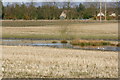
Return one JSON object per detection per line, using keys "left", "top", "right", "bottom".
{"left": 52, "top": 41, "right": 58, "bottom": 43}
{"left": 116, "top": 43, "right": 120, "bottom": 47}
{"left": 61, "top": 40, "right": 68, "bottom": 43}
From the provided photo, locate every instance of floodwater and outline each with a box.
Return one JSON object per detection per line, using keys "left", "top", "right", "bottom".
{"left": 1, "top": 39, "right": 120, "bottom": 51}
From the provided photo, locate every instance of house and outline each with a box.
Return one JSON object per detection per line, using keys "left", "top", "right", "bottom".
{"left": 109, "top": 13, "right": 116, "bottom": 17}
{"left": 96, "top": 12, "right": 105, "bottom": 20}
{"left": 97, "top": 12, "right": 105, "bottom": 17}
{"left": 60, "top": 10, "right": 67, "bottom": 19}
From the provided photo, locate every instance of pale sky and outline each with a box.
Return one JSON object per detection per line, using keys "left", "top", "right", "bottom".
{"left": 2, "top": 0, "right": 119, "bottom": 2}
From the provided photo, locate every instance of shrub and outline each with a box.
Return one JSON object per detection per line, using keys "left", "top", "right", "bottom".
{"left": 110, "top": 43, "right": 116, "bottom": 46}
{"left": 52, "top": 41, "right": 57, "bottom": 43}
{"left": 79, "top": 42, "right": 85, "bottom": 47}
{"left": 116, "top": 43, "right": 120, "bottom": 47}
{"left": 61, "top": 40, "right": 68, "bottom": 43}
{"left": 101, "top": 42, "right": 111, "bottom": 46}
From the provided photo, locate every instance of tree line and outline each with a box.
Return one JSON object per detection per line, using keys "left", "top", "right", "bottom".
{"left": 1, "top": 2, "right": 118, "bottom": 20}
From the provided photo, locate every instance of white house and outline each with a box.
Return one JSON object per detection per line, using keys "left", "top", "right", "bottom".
{"left": 60, "top": 11, "right": 67, "bottom": 19}
{"left": 109, "top": 13, "right": 116, "bottom": 17}
{"left": 97, "top": 12, "right": 105, "bottom": 17}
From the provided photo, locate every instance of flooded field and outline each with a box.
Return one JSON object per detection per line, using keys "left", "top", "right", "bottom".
{"left": 1, "top": 21, "right": 119, "bottom": 78}
{"left": 1, "top": 39, "right": 120, "bottom": 51}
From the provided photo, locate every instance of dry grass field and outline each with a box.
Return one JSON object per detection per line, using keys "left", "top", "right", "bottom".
{"left": 2, "top": 22, "right": 118, "bottom": 40}
{"left": 2, "top": 45, "right": 118, "bottom": 78}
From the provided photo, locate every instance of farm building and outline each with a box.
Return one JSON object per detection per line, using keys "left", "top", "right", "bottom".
{"left": 108, "top": 13, "right": 116, "bottom": 20}
{"left": 60, "top": 10, "right": 67, "bottom": 19}
{"left": 109, "top": 13, "right": 116, "bottom": 17}
{"left": 97, "top": 12, "right": 105, "bottom": 17}
{"left": 96, "top": 12, "right": 105, "bottom": 20}
{"left": 96, "top": 12, "right": 117, "bottom": 20}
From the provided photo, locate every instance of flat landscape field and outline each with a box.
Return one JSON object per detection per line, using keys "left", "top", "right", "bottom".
{"left": 1, "top": 20, "right": 118, "bottom": 78}
{"left": 2, "top": 20, "right": 118, "bottom": 40}
{"left": 2, "top": 46, "right": 118, "bottom": 78}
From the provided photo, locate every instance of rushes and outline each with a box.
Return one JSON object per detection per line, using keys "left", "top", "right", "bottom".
{"left": 61, "top": 40, "right": 68, "bottom": 43}
{"left": 70, "top": 40, "right": 111, "bottom": 46}
{"left": 52, "top": 41, "right": 58, "bottom": 43}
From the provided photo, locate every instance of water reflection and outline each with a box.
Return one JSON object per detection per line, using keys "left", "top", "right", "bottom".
{"left": 1, "top": 39, "right": 120, "bottom": 51}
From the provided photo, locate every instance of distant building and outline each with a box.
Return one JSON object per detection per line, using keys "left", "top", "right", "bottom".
{"left": 96, "top": 12, "right": 117, "bottom": 20}
{"left": 109, "top": 13, "right": 116, "bottom": 17}
{"left": 97, "top": 12, "right": 105, "bottom": 17}
{"left": 60, "top": 10, "right": 67, "bottom": 19}
{"left": 96, "top": 12, "right": 105, "bottom": 20}
{"left": 109, "top": 12, "right": 116, "bottom": 20}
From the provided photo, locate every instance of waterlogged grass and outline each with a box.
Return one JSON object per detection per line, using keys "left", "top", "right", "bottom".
{"left": 70, "top": 40, "right": 111, "bottom": 46}
{"left": 2, "top": 20, "right": 60, "bottom": 27}
{"left": 2, "top": 20, "right": 117, "bottom": 27}
{"left": 2, "top": 34, "right": 75, "bottom": 40}
{"left": 2, "top": 20, "right": 81, "bottom": 27}
{"left": 2, "top": 34, "right": 60, "bottom": 40}
{"left": 78, "top": 35, "right": 118, "bottom": 40}
{"left": 2, "top": 34, "right": 118, "bottom": 40}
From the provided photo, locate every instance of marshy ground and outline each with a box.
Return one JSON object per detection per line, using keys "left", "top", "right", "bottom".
{"left": 1, "top": 20, "right": 119, "bottom": 78}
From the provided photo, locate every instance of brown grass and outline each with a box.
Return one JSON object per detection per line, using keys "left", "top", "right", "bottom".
{"left": 70, "top": 40, "right": 111, "bottom": 46}
{"left": 2, "top": 45, "right": 118, "bottom": 78}
{"left": 2, "top": 23, "right": 118, "bottom": 39}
